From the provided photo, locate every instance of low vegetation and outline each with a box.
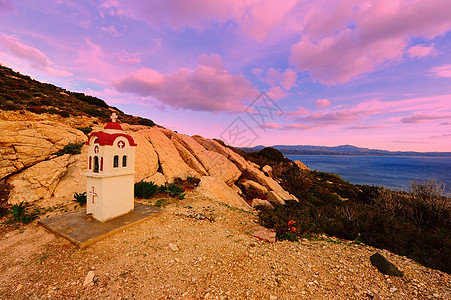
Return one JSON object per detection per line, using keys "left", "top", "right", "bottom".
{"left": 134, "top": 179, "right": 189, "bottom": 204}
{"left": 6, "top": 202, "right": 38, "bottom": 224}
{"left": 134, "top": 181, "right": 160, "bottom": 199}
{"left": 242, "top": 147, "right": 451, "bottom": 274}
{"left": 73, "top": 192, "right": 87, "bottom": 206}
{"left": 54, "top": 142, "right": 84, "bottom": 156}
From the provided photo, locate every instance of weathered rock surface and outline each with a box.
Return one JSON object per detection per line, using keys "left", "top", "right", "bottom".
{"left": 192, "top": 135, "right": 248, "bottom": 171}
{"left": 128, "top": 131, "right": 159, "bottom": 182}
{"left": 0, "top": 121, "right": 86, "bottom": 181}
{"left": 370, "top": 253, "right": 403, "bottom": 276}
{"left": 172, "top": 134, "right": 241, "bottom": 185}
{"left": 252, "top": 198, "right": 274, "bottom": 209}
{"left": 137, "top": 129, "right": 198, "bottom": 182}
{"left": 171, "top": 138, "right": 208, "bottom": 176}
{"left": 294, "top": 160, "right": 310, "bottom": 171}
{"left": 7, "top": 154, "right": 71, "bottom": 204}
{"left": 195, "top": 176, "right": 251, "bottom": 211}
{"left": 143, "top": 172, "right": 166, "bottom": 186}
{"left": 262, "top": 165, "right": 272, "bottom": 176}
{"left": 53, "top": 146, "right": 88, "bottom": 198}
{"left": 246, "top": 167, "right": 297, "bottom": 204}
{"left": 252, "top": 228, "right": 276, "bottom": 243}
{"left": 240, "top": 179, "right": 268, "bottom": 195}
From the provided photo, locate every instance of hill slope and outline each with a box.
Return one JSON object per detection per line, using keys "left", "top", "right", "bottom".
{"left": 0, "top": 64, "right": 155, "bottom": 127}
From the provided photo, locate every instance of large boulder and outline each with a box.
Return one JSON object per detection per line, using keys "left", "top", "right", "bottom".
{"left": 294, "top": 160, "right": 310, "bottom": 171}
{"left": 128, "top": 131, "right": 159, "bottom": 182}
{"left": 246, "top": 167, "right": 297, "bottom": 204}
{"left": 172, "top": 134, "right": 241, "bottom": 185}
{"left": 191, "top": 136, "right": 249, "bottom": 171}
{"left": 0, "top": 121, "right": 86, "bottom": 181}
{"left": 240, "top": 179, "right": 269, "bottom": 195}
{"left": 195, "top": 176, "right": 252, "bottom": 211}
{"left": 7, "top": 154, "right": 71, "bottom": 204}
{"left": 136, "top": 129, "right": 198, "bottom": 182}
{"left": 52, "top": 146, "right": 88, "bottom": 199}
{"left": 370, "top": 253, "right": 403, "bottom": 276}
{"left": 171, "top": 138, "right": 208, "bottom": 176}
{"left": 143, "top": 172, "right": 166, "bottom": 186}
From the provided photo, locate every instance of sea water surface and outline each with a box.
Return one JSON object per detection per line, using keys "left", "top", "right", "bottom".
{"left": 285, "top": 155, "right": 451, "bottom": 194}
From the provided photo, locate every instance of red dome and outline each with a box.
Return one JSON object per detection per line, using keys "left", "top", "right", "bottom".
{"left": 104, "top": 122, "right": 123, "bottom": 130}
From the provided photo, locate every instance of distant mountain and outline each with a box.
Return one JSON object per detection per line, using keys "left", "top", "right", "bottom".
{"left": 0, "top": 64, "right": 155, "bottom": 126}
{"left": 240, "top": 145, "right": 451, "bottom": 157}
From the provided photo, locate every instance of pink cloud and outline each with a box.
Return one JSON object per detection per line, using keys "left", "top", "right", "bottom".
{"left": 408, "top": 44, "right": 435, "bottom": 58}
{"left": 112, "top": 0, "right": 248, "bottom": 30}
{"left": 252, "top": 68, "right": 263, "bottom": 76}
{"left": 290, "top": 0, "right": 451, "bottom": 85}
{"left": 286, "top": 106, "right": 309, "bottom": 118}
{"left": 430, "top": 64, "right": 451, "bottom": 78}
{"left": 281, "top": 123, "right": 318, "bottom": 131}
{"left": 0, "top": 34, "right": 50, "bottom": 66}
{"left": 0, "top": 34, "right": 72, "bottom": 77}
{"left": 315, "top": 98, "right": 331, "bottom": 108}
{"left": 262, "top": 67, "right": 297, "bottom": 91}
{"left": 346, "top": 125, "right": 384, "bottom": 130}
{"left": 117, "top": 50, "right": 141, "bottom": 64}
{"left": 260, "top": 123, "right": 281, "bottom": 129}
{"left": 401, "top": 114, "right": 451, "bottom": 124}
{"left": 113, "top": 54, "right": 257, "bottom": 112}
{"left": 100, "top": 25, "right": 122, "bottom": 37}
{"left": 239, "top": 0, "right": 298, "bottom": 41}
{"left": 280, "top": 68, "right": 297, "bottom": 90}
{"left": 266, "top": 86, "right": 288, "bottom": 100}
{"left": 302, "top": 109, "right": 364, "bottom": 124}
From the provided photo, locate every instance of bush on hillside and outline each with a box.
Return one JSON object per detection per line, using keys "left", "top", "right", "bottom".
{"left": 134, "top": 181, "right": 160, "bottom": 199}
{"left": 238, "top": 146, "right": 451, "bottom": 273}
{"left": 54, "top": 142, "right": 84, "bottom": 156}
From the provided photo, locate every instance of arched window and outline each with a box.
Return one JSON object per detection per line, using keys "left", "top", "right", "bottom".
{"left": 122, "top": 155, "right": 127, "bottom": 167}
{"left": 113, "top": 155, "right": 119, "bottom": 168}
{"left": 89, "top": 156, "right": 92, "bottom": 170}
{"left": 93, "top": 156, "right": 99, "bottom": 173}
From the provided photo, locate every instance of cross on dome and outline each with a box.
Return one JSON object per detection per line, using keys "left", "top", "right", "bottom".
{"left": 111, "top": 112, "right": 118, "bottom": 123}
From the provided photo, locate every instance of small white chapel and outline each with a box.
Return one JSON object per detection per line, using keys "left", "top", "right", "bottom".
{"left": 85, "top": 113, "right": 137, "bottom": 222}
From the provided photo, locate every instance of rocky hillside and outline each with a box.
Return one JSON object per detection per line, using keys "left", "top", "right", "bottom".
{"left": 0, "top": 110, "right": 297, "bottom": 212}
{"left": 0, "top": 64, "right": 155, "bottom": 126}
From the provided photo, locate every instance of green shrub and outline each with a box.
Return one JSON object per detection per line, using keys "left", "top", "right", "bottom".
{"left": 54, "top": 142, "right": 84, "bottom": 156}
{"left": 73, "top": 192, "right": 87, "bottom": 205}
{"left": 134, "top": 181, "right": 159, "bottom": 199}
{"left": 8, "top": 202, "right": 38, "bottom": 224}
{"left": 163, "top": 183, "right": 186, "bottom": 200}
{"left": 77, "top": 127, "right": 92, "bottom": 135}
{"left": 173, "top": 177, "right": 200, "bottom": 190}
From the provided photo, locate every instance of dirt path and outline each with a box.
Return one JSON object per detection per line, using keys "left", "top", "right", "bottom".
{"left": 0, "top": 193, "right": 450, "bottom": 299}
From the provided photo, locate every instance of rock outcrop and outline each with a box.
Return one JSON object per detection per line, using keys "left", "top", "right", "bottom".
{"left": 0, "top": 121, "right": 86, "bottom": 181}
{"left": 136, "top": 129, "right": 198, "bottom": 182}
{"left": 7, "top": 154, "right": 72, "bottom": 204}
{"left": 172, "top": 134, "right": 241, "bottom": 185}
{"left": 2, "top": 117, "right": 299, "bottom": 211}
{"left": 195, "top": 176, "right": 252, "bottom": 211}
{"left": 129, "top": 131, "right": 159, "bottom": 182}
{"left": 294, "top": 160, "right": 310, "bottom": 171}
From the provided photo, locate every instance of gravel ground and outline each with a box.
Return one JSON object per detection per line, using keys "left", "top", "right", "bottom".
{"left": 0, "top": 193, "right": 450, "bottom": 299}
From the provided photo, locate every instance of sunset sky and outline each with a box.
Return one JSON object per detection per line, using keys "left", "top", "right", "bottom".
{"left": 1, "top": 0, "right": 451, "bottom": 152}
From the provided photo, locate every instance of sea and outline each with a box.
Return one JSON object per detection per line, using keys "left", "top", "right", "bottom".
{"left": 285, "top": 155, "right": 451, "bottom": 195}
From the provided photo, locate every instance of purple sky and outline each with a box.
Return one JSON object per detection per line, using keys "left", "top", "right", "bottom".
{"left": 1, "top": 0, "right": 451, "bottom": 152}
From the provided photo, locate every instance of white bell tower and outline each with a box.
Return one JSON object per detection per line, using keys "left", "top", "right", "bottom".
{"left": 85, "top": 113, "right": 137, "bottom": 222}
